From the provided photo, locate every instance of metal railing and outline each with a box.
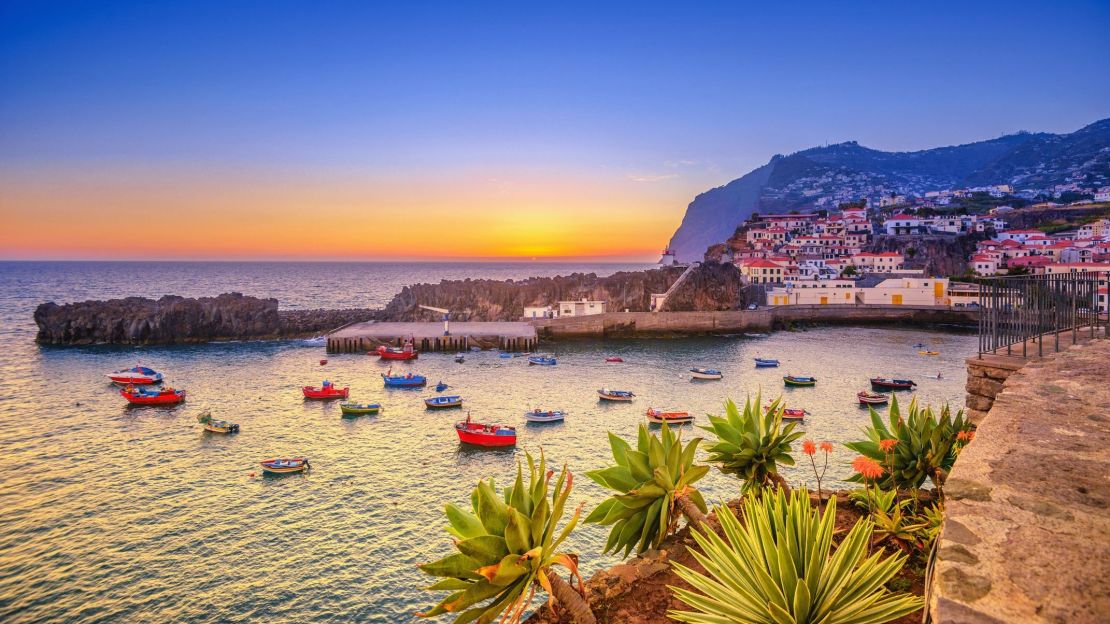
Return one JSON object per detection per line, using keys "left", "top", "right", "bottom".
{"left": 978, "top": 271, "right": 1108, "bottom": 358}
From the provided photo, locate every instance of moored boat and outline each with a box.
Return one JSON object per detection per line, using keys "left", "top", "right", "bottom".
{"left": 339, "top": 402, "right": 382, "bottom": 416}
{"left": 857, "top": 391, "right": 889, "bottom": 405}
{"left": 381, "top": 369, "right": 427, "bottom": 388}
{"left": 107, "top": 366, "right": 163, "bottom": 385}
{"left": 744, "top": 332, "right": 769, "bottom": 338}
{"left": 597, "top": 388, "right": 635, "bottom": 402}
{"left": 525, "top": 409, "right": 566, "bottom": 423}
{"left": 455, "top": 414, "right": 516, "bottom": 447}
{"left": 425, "top": 395, "right": 463, "bottom": 409}
{"left": 376, "top": 341, "right": 418, "bottom": 360}
{"left": 260, "top": 457, "right": 309, "bottom": 475}
{"left": 913, "top": 343, "right": 927, "bottom": 348}
{"left": 754, "top": 358, "right": 780, "bottom": 367}
{"left": 527, "top": 355, "right": 557, "bottom": 366}
{"left": 646, "top": 407, "right": 693, "bottom": 424}
{"left": 783, "top": 375, "right": 817, "bottom": 387}
{"left": 690, "top": 367, "right": 723, "bottom": 380}
{"left": 918, "top": 350, "right": 940, "bottom": 356}
{"left": 764, "top": 404, "right": 807, "bottom": 420}
{"left": 302, "top": 381, "right": 349, "bottom": 399}
{"left": 198, "top": 410, "right": 239, "bottom": 433}
{"left": 605, "top": 356, "right": 624, "bottom": 363}
{"left": 121, "top": 385, "right": 185, "bottom": 405}
{"left": 454, "top": 353, "right": 466, "bottom": 363}
{"left": 870, "top": 377, "right": 916, "bottom": 390}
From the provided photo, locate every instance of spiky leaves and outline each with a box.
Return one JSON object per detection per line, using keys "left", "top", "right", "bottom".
{"left": 701, "top": 395, "right": 803, "bottom": 493}
{"left": 845, "top": 395, "right": 971, "bottom": 491}
{"left": 669, "top": 490, "right": 923, "bottom": 624}
{"left": 418, "top": 452, "right": 594, "bottom": 624}
{"left": 585, "top": 424, "right": 709, "bottom": 557}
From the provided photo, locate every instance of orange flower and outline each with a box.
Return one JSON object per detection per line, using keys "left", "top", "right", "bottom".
{"left": 852, "top": 456, "right": 885, "bottom": 480}
{"left": 819, "top": 441, "right": 834, "bottom": 453}
{"left": 879, "top": 439, "right": 898, "bottom": 452}
{"left": 957, "top": 430, "right": 976, "bottom": 442}
{"left": 802, "top": 439, "right": 817, "bottom": 456}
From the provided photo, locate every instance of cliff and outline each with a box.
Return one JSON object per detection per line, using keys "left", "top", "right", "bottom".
{"left": 659, "top": 262, "right": 742, "bottom": 311}
{"left": 34, "top": 292, "right": 375, "bottom": 345}
{"left": 867, "top": 234, "right": 980, "bottom": 277}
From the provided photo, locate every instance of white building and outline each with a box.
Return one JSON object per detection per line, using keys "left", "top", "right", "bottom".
{"left": 557, "top": 299, "right": 607, "bottom": 317}
{"left": 1094, "top": 187, "right": 1110, "bottom": 202}
{"left": 850, "top": 252, "right": 904, "bottom": 273}
{"left": 523, "top": 305, "right": 555, "bottom": 319}
{"left": 884, "top": 214, "right": 925, "bottom": 235}
{"left": 857, "top": 278, "right": 949, "bottom": 306}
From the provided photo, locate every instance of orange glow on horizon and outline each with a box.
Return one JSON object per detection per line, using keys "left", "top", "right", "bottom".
{"left": 0, "top": 166, "right": 687, "bottom": 261}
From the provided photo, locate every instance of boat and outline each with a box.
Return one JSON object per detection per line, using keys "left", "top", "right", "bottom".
{"left": 690, "top": 367, "right": 723, "bottom": 380}
{"left": 198, "top": 410, "right": 239, "bottom": 433}
{"left": 764, "top": 404, "right": 807, "bottom": 420}
{"left": 435, "top": 381, "right": 449, "bottom": 392}
{"left": 913, "top": 343, "right": 927, "bottom": 348}
{"left": 525, "top": 409, "right": 566, "bottom": 423}
{"left": 918, "top": 350, "right": 940, "bottom": 356}
{"left": 455, "top": 414, "right": 516, "bottom": 447}
{"left": 106, "top": 366, "right": 163, "bottom": 385}
{"left": 499, "top": 352, "right": 513, "bottom": 359}
{"left": 857, "top": 391, "right": 889, "bottom": 405}
{"left": 381, "top": 369, "right": 427, "bottom": 388}
{"left": 754, "top": 358, "right": 780, "bottom": 367}
{"left": 605, "top": 356, "right": 624, "bottom": 363}
{"left": 870, "top": 377, "right": 916, "bottom": 390}
{"left": 646, "top": 407, "right": 693, "bottom": 424}
{"left": 260, "top": 457, "right": 309, "bottom": 475}
{"left": 120, "top": 385, "right": 185, "bottom": 405}
{"left": 319, "top": 359, "right": 328, "bottom": 365}
{"left": 744, "top": 332, "right": 769, "bottom": 338}
{"left": 339, "top": 402, "right": 381, "bottom": 416}
{"left": 425, "top": 395, "right": 463, "bottom": 409}
{"left": 528, "top": 355, "right": 557, "bottom": 366}
{"left": 376, "top": 340, "right": 418, "bottom": 361}
{"left": 598, "top": 388, "right": 635, "bottom": 402}
{"left": 454, "top": 353, "right": 466, "bottom": 363}
{"left": 783, "top": 375, "right": 817, "bottom": 387}
{"left": 302, "top": 381, "right": 349, "bottom": 399}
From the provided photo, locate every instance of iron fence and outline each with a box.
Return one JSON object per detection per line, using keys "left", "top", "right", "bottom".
{"left": 978, "top": 271, "right": 1108, "bottom": 358}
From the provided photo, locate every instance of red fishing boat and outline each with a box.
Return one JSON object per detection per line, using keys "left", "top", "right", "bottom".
{"left": 646, "top": 407, "right": 693, "bottom": 424}
{"left": 605, "top": 356, "right": 624, "bottom": 363}
{"left": 376, "top": 340, "right": 418, "bottom": 361}
{"left": 765, "top": 404, "right": 807, "bottom": 420}
{"left": 302, "top": 381, "right": 349, "bottom": 400}
{"left": 120, "top": 385, "right": 185, "bottom": 405}
{"left": 455, "top": 413, "right": 516, "bottom": 447}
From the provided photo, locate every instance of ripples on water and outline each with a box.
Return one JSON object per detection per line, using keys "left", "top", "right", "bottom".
{"left": 0, "top": 262, "right": 974, "bottom": 622}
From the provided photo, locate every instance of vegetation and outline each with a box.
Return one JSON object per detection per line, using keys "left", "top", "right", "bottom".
{"left": 585, "top": 424, "right": 709, "bottom": 557}
{"left": 845, "top": 395, "right": 971, "bottom": 494}
{"left": 701, "top": 396, "right": 803, "bottom": 493}
{"left": 669, "top": 489, "right": 923, "bottom": 624}
{"left": 417, "top": 452, "right": 595, "bottom": 624}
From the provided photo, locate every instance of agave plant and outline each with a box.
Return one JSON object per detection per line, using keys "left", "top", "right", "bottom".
{"left": 701, "top": 395, "right": 803, "bottom": 493}
{"left": 585, "top": 424, "right": 709, "bottom": 557}
{"left": 845, "top": 395, "right": 970, "bottom": 492}
{"left": 417, "top": 452, "right": 595, "bottom": 624}
{"left": 669, "top": 489, "right": 923, "bottom": 624}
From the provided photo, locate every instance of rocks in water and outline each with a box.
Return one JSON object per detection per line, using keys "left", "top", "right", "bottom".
{"left": 34, "top": 292, "right": 375, "bottom": 345}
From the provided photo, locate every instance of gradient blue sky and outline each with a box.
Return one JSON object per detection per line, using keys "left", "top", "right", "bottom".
{"left": 1, "top": 1, "right": 1108, "bottom": 260}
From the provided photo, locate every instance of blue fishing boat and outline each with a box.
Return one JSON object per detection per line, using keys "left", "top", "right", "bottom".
{"left": 499, "top": 352, "right": 513, "bottom": 358}
{"left": 425, "top": 395, "right": 463, "bottom": 409}
{"left": 528, "top": 355, "right": 557, "bottom": 366}
{"left": 754, "top": 358, "right": 780, "bottom": 367}
{"left": 435, "top": 381, "right": 449, "bottom": 392}
{"left": 381, "top": 370, "right": 427, "bottom": 388}
{"left": 525, "top": 409, "right": 566, "bottom": 423}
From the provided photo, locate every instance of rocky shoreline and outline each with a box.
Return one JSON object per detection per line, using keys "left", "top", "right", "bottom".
{"left": 34, "top": 292, "right": 376, "bottom": 345}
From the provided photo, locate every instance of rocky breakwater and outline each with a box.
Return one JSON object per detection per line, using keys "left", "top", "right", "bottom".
{"left": 379, "top": 267, "right": 693, "bottom": 321}
{"left": 34, "top": 292, "right": 376, "bottom": 345}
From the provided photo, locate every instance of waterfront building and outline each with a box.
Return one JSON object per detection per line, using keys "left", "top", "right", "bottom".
{"left": 850, "top": 251, "right": 904, "bottom": 273}
{"left": 766, "top": 280, "right": 860, "bottom": 305}
{"left": 557, "top": 299, "right": 606, "bottom": 317}
{"left": 947, "top": 282, "right": 982, "bottom": 307}
{"left": 523, "top": 305, "right": 556, "bottom": 319}
{"left": 857, "top": 277, "right": 949, "bottom": 306}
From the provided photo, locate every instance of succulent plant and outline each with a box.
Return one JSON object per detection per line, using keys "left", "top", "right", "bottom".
{"left": 669, "top": 489, "right": 923, "bottom": 624}
{"left": 845, "top": 395, "right": 971, "bottom": 492}
{"left": 585, "top": 424, "right": 709, "bottom": 557}
{"left": 417, "top": 452, "right": 595, "bottom": 624}
{"left": 701, "top": 395, "right": 803, "bottom": 493}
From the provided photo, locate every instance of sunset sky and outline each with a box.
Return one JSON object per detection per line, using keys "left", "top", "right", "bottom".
{"left": 2, "top": 1, "right": 1108, "bottom": 261}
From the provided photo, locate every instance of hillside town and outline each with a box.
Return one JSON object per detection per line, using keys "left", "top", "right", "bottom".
{"left": 660, "top": 188, "right": 1110, "bottom": 314}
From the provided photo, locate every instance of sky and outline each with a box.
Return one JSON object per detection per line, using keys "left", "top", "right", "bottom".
{"left": 1, "top": 1, "right": 1108, "bottom": 261}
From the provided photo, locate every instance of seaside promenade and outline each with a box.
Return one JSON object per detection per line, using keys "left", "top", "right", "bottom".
{"left": 326, "top": 321, "right": 538, "bottom": 353}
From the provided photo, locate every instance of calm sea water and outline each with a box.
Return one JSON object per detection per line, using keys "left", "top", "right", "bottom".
{"left": 0, "top": 262, "right": 974, "bottom": 623}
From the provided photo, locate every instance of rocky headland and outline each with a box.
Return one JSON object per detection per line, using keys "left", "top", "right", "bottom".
{"left": 34, "top": 292, "right": 376, "bottom": 345}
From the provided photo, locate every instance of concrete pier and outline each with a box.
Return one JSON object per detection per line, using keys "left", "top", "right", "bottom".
{"left": 326, "top": 321, "right": 538, "bottom": 354}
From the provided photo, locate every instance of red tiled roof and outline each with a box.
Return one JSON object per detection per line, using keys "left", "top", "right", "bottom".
{"left": 741, "top": 259, "right": 784, "bottom": 269}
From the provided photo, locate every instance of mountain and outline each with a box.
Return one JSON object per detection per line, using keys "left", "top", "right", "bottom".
{"left": 666, "top": 118, "right": 1110, "bottom": 261}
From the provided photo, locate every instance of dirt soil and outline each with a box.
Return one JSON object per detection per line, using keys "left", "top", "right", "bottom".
{"left": 527, "top": 491, "right": 928, "bottom": 624}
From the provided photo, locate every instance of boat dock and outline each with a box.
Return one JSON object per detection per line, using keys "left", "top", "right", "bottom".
{"left": 326, "top": 321, "right": 538, "bottom": 354}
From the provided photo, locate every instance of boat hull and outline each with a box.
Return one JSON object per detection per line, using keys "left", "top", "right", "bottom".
{"left": 303, "top": 386, "right": 349, "bottom": 400}
{"left": 425, "top": 397, "right": 463, "bottom": 409}
{"left": 525, "top": 411, "right": 565, "bottom": 423}
{"left": 857, "top": 392, "right": 889, "bottom": 405}
{"left": 203, "top": 422, "right": 239, "bottom": 433}
{"left": 754, "top": 359, "right": 779, "bottom": 367}
{"left": 382, "top": 376, "right": 427, "bottom": 388}
{"left": 646, "top": 409, "right": 692, "bottom": 424}
{"left": 455, "top": 423, "right": 516, "bottom": 447}
{"left": 870, "top": 378, "right": 916, "bottom": 391}
{"left": 691, "top": 373, "right": 722, "bottom": 380}
{"left": 598, "top": 391, "right": 634, "bottom": 402}
{"left": 783, "top": 377, "right": 816, "bottom": 387}
{"left": 339, "top": 403, "right": 381, "bottom": 415}
{"left": 260, "top": 458, "right": 309, "bottom": 475}
{"left": 121, "top": 389, "right": 185, "bottom": 405}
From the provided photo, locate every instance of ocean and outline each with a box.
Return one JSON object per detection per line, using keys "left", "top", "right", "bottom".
{"left": 0, "top": 261, "right": 974, "bottom": 622}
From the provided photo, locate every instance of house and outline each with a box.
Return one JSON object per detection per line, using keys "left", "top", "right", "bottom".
{"left": 556, "top": 299, "right": 606, "bottom": 317}
{"left": 765, "top": 280, "right": 860, "bottom": 306}
{"left": 850, "top": 252, "right": 904, "bottom": 273}
{"left": 746, "top": 226, "right": 788, "bottom": 247}
{"left": 971, "top": 254, "right": 1001, "bottom": 276}
{"left": 739, "top": 259, "right": 786, "bottom": 284}
{"left": 1094, "top": 188, "right": 1110, "bottom": 202}
{"left": 523, "top": 305, "right": 556, "bottom": 319}
{"left": 884, "top": 214, "right": 925, "bottom": 235}
{"left": 857, "top": 277, "right": 949, "bottom": 306}
{"left": 1060, "top": 247, "right": 1094, "bottom": 264}
{"left": 996, "top": 229, "right": 1041, "bottom": 243}
{"left": 1077, "top": 219, "right": 1110, "bottom": 239}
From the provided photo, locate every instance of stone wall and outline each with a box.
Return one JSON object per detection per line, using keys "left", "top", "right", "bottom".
{"left": 930, "top": 338, "right": 1110, "bottom": 623}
